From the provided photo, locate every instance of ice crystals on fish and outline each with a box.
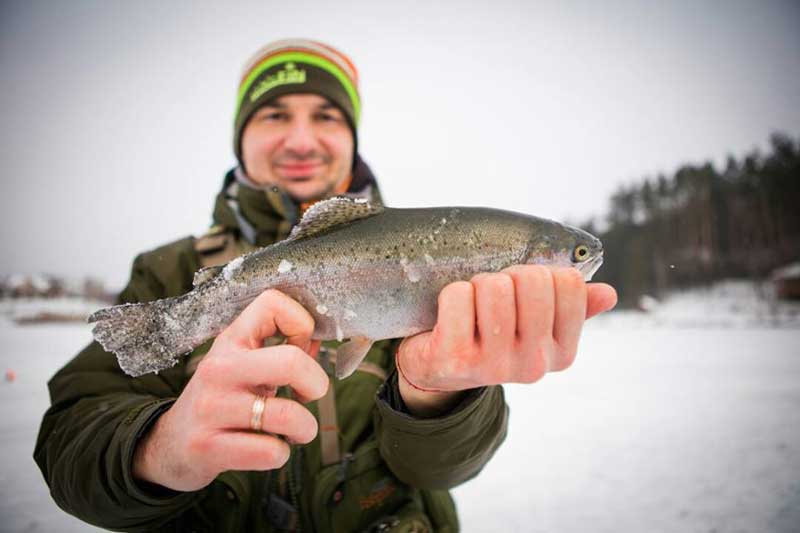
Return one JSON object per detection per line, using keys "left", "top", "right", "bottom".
{"left": 278, "top": 259, "right": 293, "bottom": 273}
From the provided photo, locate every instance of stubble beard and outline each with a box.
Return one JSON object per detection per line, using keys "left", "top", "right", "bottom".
{"left": 287, "top": 172, "right": 346, "bottom": 203}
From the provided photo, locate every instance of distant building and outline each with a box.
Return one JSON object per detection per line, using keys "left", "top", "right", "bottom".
{"left": 0, "top": 274, "right": 112, "bottom": 301}
{"left": 771, "top": 262, "right": 800, "bottom": 300}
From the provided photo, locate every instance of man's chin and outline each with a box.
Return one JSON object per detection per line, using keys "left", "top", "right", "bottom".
{"left": 282, "top": 182, "right": 329, "bottom": 203}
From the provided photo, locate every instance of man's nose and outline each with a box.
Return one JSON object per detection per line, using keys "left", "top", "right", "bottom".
{"left": 282, "top": 119, "right": 317, "bottom": 155}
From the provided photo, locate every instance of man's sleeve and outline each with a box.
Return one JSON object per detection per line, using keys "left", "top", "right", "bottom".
{"left": 33, "top": 246, "right": 202, "bottom": 531}
{"left": 374, "top": 370, "right": 509, "bottom": 490}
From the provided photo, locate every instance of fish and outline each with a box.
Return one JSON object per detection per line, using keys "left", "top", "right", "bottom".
{"left": 89, "top": 197, "right": 604, "bottom": 379}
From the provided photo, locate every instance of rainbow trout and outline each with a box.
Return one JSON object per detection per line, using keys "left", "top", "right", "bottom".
{"left": 90, "top": 198, "right": 604, "bottom": 378}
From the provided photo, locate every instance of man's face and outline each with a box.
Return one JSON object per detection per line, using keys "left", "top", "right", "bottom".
{"left": 240, "top": 94, "right": 354, "bottom": 202}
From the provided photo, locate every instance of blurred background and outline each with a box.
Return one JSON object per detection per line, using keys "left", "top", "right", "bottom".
{"left": 1, "top": 1, "right": 798, "bottom": 532}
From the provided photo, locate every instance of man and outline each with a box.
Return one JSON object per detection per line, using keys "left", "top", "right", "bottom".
{"left": 35, "top": 39, "right": 617, "bottom": 531}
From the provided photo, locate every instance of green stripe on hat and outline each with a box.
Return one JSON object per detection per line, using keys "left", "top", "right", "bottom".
{"left": 236, "top": 51, "right": 360, "bottom": 124}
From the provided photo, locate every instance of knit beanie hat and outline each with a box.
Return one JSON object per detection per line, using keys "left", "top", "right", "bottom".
{"left": 233, "top": 39, "right": 361, "bottom": 166}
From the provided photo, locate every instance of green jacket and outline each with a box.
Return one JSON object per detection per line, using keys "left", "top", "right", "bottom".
{"left": 34, "top": 164, "right": 509, "bottom": 532}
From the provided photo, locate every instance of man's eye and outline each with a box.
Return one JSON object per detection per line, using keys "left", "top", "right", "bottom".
{"left": 315, "top": 112, "right": 340, "bottom": 122}
{"left": 258, "top": 111, "right": 287, "bottom": 121}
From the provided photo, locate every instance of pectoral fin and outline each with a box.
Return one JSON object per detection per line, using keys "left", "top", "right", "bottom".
{"left": 335, "top": 336, "right": 374, "bottom": 379}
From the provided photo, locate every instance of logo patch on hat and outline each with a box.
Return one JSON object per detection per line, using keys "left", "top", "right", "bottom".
{"left": 249, "top": 62, "right": 307, "bottom": 102}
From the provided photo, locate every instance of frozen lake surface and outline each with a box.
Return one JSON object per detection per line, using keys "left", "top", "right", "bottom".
{"left": 1, "top": 304, "right": 798, "bottom": 532}
{"left": 454, "top": 314, "right": 800, "bottom": 533}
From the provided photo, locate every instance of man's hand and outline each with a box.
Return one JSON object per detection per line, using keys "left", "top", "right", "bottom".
{"left": 132, "top": 290, "right": 328, "bottom": 492}
{"left": 397, "top": 266, "right": 617, "bottom": 416}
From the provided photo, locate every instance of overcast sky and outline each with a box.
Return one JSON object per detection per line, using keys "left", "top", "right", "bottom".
{"left": 2, "top": 0, "right": 799, "bottom": 288}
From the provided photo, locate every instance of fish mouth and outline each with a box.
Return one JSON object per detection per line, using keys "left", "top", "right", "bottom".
{"left": 577, "top": 252, "right": 604, "bottom": 281}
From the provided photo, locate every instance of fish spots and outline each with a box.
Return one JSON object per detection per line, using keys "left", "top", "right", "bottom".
{"left": 432, "top": 216, "right": 449, "bottom": 237}
{"left": 316, "top": 304, "right": 329, "bottom": 315}
{"left": 278, "top": 259, "right": 293, "bottom": 273}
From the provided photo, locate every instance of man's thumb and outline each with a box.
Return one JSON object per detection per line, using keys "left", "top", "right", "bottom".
{"left": 586, "top": 283, "right": 618, "bottom": 319}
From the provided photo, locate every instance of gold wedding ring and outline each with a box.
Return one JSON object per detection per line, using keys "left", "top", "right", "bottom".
{"left": 250, "top": 394, "right": 267, "bottom": 432}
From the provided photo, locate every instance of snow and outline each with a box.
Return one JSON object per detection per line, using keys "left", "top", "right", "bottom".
{"left": 400, "top": 257, "right": 422, "bottom": 283}
{"left": 0, "top": 322, "right": 104, "bottom": 532}
{"left": 0, "top": 297, "right": 106, "bottom": 323}
{"left": 222, "top": 256, "right": 244, "bottom": 280}
{"left": 277, "top": 259, "right": 293, "bottom": 274}
{"left": 772, "top": 262, "right": 800, "bottom": 281}
{"left": 628, "top": 280, "right": 800, "bottom": 329}
{"left": 452, "top": 317, "right": 800, "bottom": 533}
{"left": 1, "top": 281, "right": 798, "bottom": 532}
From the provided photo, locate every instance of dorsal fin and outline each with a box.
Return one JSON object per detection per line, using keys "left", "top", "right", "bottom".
{"left": 286, "top": 197, "right": 384, "bottom": 242}
{"left": 192, "top": 265, "right": 223, "bottom": 287}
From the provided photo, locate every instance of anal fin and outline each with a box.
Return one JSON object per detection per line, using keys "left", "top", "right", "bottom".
{"left": 335, "top": 336, "right": 374, "bottom": 379}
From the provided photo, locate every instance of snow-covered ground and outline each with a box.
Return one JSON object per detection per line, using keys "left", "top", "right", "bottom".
{"left": 1, "top": 323, "right": 103, "bottom": 533}
{"left": 453, "top": 317, "right": 800, "bottom": 533}
{"left": 0, "top": 297, "right": 105, "bottom": 324}
{"left": 1, "top": 283, "right": 798, "bottom": 532}
{"left": 627, "top": 280, "right": 800, "bottom": 329}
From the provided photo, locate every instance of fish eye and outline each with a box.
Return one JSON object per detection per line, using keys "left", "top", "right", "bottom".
{"left": 573, "top": 245, "right": 590, "bottom": 262}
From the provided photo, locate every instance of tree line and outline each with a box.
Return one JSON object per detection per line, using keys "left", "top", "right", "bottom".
{"left": 586, "top": 132, "right": 800, "bottom": 306}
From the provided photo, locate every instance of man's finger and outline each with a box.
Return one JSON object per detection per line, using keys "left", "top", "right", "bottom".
{"left": 504, "top": 265, "right": 555, "bottom": 344}
{"left": 551, "top": 268, "right": 587, "bottom": 370}
{"left": 473, "top": 273, "right": 516, "bottom": 356}
{"left": 308, "top": 340, "right": 322, "bottom": 359}
{"left": 586, "top": 283, "right": 618, "bottom": 319}
{"left": 220, "top": 289, "right": 315, "bottom": 351}
{"left": 260, "top": 396, "right": 319, "bottom": 444}
{"left": 208, "top": 431, "right": 291, "bottom": 472}
{"left": 203, "top": 393, "right": 319, "bottom": 444}
{"left": 201, "top": 344, "right": 329, "bottom": 401}
{"left": 434, "top": 281, "right": 476, "bottom": 357}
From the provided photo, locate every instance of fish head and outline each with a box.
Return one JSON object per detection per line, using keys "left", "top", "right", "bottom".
{"left": 523, "top": 219, "right": 604, "bottom": 281}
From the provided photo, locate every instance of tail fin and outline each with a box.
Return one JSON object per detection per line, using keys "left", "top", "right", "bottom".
{"left": 89, "top": 300, "right": 194, "bottom": 377}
